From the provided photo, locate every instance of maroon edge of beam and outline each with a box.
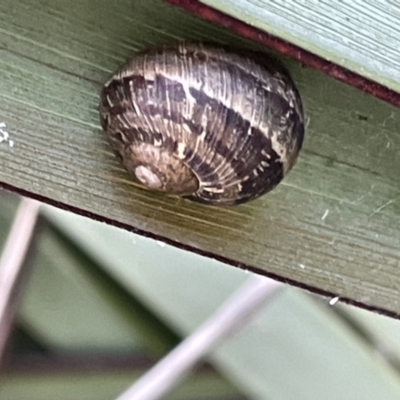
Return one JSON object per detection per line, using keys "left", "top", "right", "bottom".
{"left": 1, "top": 181, "right": 399, "bottom": 321}
{"left": 165, "top": 0, "right": 400, "bottom": 108}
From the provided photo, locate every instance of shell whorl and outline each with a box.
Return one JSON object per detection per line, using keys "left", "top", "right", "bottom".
{"left": 121, "top": 140, "right": 199, "bottom": 195}
{"left": 100, "top": 42, "right": 305, "bottom": 205}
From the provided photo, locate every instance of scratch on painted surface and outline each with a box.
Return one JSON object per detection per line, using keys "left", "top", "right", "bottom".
{"left": 369, "top": 198, "right": 397, "bottom": 218}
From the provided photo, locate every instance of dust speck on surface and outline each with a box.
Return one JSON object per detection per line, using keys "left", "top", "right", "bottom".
{"left": 0, "top": 122, "right": 14, "bottom": 148}
{"left": 329, "top": 296, "right": 339, "bottom": 306}
{"left": 321, "top": 209, "right": 329, "bottom": 221}
{"left": 299, "top": 263, "right": 305, "bottom": 269}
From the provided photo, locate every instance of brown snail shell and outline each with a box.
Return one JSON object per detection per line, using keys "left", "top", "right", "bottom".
{"left": 99, "top": 42, "right": 304, "bottom": 205}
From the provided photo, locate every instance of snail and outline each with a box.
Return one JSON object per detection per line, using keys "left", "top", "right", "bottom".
{"left": 99, "top": 42, "right": 304, "bottom": 205}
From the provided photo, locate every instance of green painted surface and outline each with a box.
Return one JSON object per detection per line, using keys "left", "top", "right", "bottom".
{"left": 0, "top": 0, "right": 399, "bottom": 316}
{"left": 201, "top": 0, "right": 400, "bottom": 93}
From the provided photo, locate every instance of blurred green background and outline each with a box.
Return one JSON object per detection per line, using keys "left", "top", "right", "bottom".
{"left": 1, "top": 189, "right": 400, "bottom": 400}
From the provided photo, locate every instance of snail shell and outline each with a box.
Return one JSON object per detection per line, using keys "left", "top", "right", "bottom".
{"left": 99, "top": 42, "right": 304, "bottom": 205}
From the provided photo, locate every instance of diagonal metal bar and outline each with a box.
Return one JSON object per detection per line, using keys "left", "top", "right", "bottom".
{"left": 116, "top": 275, "right": 284, "bottom": 400}
{"left": 0, "top": 198, "right": 41, "bottom": 365}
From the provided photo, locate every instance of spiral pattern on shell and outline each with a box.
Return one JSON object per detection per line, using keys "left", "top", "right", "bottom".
{"left": 99, "top": 42, "right": 305, "bottom": 205}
